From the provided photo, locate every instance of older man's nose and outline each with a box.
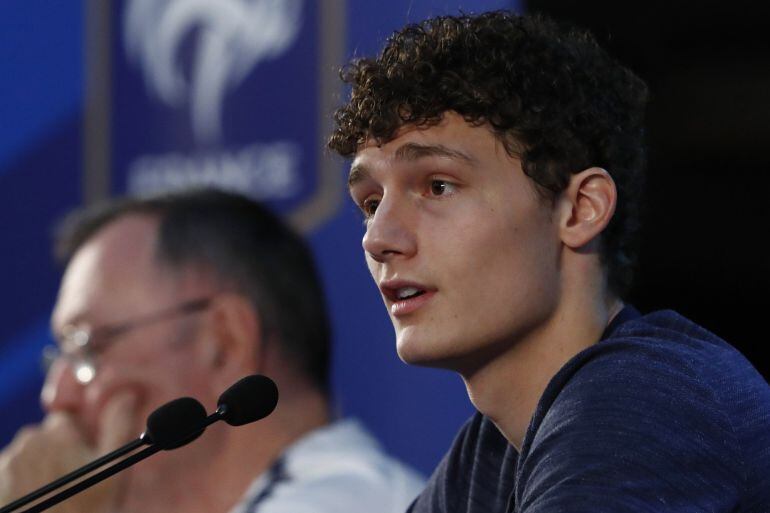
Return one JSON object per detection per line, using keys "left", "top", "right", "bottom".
{"left": 41, "top": 359, "right": 84, "bottom": 415}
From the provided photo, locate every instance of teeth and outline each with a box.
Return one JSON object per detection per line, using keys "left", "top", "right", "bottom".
{"left": 397, "top": 287, "right": 421, "bottom": 299}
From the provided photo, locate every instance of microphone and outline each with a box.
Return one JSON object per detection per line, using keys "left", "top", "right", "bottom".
{"left": 217, "top": 374, "right": 279, "bottom": 426}
{"left": 0, "top": 397, "right": 207, "bottom": 513}
{"left": 144, "top": 397, "right": 207, "bottom": 449}
{"left": 10, "top": 375, "right": 278, "bottom": 513}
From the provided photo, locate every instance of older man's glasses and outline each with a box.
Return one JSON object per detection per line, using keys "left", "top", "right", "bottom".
{"left": 42, "top": 298, "right": 212, "bottom": 385}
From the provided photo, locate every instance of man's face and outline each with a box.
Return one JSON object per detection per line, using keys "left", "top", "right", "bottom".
{"left": 349, "top": 113, "right": 562, "bottom": 374}
{"left": 44, "top": 215, "right": 216, "bottom": 448}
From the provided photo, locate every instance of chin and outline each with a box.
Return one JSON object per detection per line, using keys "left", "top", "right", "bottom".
{"left": 396, "top": 332, "right": 431, "bottom": 365}
{"left": 395, "top": 332, "right": 464, "bottom": 370}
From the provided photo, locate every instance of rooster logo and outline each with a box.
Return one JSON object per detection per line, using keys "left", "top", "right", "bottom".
{"left": 125, "top": 0, "right": 303, "bottom": 143}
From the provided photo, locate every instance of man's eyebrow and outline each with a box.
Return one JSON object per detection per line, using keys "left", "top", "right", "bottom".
{"left": 348, "top": 142, "right": 475, "bottom": 188}
{"left": 394, "top": 142, "right": 476, "bottom": 164}
{"left": 348, "top": 164, "right": 369, "bottom": 188}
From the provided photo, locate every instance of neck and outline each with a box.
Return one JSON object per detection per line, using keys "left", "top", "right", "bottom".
{"left": 120, "top": 378, "right": 329, "bottom": 513}
{"left": 461, "top": 285, "right": 622, "bottom": 451}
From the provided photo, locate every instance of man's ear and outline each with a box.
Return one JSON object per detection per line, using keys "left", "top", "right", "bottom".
{"left": 557, "top": 167, "right": 617, "bottom": 249}
{"left": 201, "top": 293, "right": 262, "bottom": 390}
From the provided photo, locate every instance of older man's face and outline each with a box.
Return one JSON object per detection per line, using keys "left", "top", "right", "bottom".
{"left": 44, "top": 214, "right": 218, "bottom": 469}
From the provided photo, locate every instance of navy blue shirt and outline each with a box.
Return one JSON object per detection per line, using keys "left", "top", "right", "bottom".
{"left": 409, "top": 308, "right": 770, "bottom": 512}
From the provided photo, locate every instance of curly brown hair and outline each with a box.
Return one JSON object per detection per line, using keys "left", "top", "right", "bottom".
{"left": 328, "top": 11, "right": 649, "bottom": 297}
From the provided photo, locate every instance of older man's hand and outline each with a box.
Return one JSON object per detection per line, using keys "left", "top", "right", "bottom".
{"left": 0, "top": 391, "right": 138, "bottom": 513}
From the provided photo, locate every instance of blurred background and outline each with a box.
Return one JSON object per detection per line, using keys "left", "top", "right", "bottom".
{"left": 0, "top": 0, "right": 767, "bottom": 476}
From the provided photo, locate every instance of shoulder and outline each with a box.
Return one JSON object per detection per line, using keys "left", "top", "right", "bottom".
{"left": 543, "top": 308, "right": 770, "bottom": 421}
{"left": 515, "top": 309, "right": 770, "bottom": 511}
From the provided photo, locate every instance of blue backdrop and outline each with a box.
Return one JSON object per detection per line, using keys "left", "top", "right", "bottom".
{"left": 0, "top": 0, "right": 516, "bottom": 476}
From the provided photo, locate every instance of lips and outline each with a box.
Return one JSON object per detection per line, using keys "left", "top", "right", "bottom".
{"left": 379, "top": 280, "right": 436, "bottom": 316}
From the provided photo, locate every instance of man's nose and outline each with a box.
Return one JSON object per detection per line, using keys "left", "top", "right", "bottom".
{"left": 362, "top": 195, "right": 417, "bottom": 263}
{"left": 41, "top": 359, "right": 84, "bottom": 414}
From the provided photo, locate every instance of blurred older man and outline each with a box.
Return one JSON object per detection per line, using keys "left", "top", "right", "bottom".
{"left": 0, "top": 189, "right": 422, "bottom": 513}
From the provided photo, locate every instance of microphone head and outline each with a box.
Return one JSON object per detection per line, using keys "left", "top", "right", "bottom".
{"left": 217, "top": 375, "right": 278, "bottom": 426}
{"left": 145, "top": 397, "right": 207, "bottom": 450}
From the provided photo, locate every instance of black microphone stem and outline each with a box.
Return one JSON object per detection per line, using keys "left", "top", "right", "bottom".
{"left": 0, "top": 437, "right": 147, "bottom": 513}
{"left": 17, "top": 410, "right": 224, "bottom": 513}
{"left": 19, "top": 445, "right": 161, "bottom": 513}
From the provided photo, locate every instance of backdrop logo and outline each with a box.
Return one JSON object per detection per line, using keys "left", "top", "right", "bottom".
{"left": 124, "top": 0, "right": 303, "bottom": 143}
{"left": 127, "top": 142, "right": 302, "bottom": 200}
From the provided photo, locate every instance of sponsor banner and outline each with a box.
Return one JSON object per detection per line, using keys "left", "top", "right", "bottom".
{"left": 109, "top": 0, "right": 337, "bottom": 223}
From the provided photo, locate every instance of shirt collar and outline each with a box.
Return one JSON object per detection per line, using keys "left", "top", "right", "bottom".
{"left": 600, "top": 304, "right": 641, "bottom": 340}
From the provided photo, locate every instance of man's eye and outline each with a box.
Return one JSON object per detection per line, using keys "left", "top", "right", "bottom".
{"left": 362, "top": 198, "right": 380, "bottom": 218}
{"left": 430, "top": 180, "right": 456, "bottom": 196}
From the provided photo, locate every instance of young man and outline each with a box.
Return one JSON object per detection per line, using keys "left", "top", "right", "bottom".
{"left": 329, "top": 11, "right": 770, "bottom": 512}
{"left": 0, "top": 189, "right": 422, "bottom": 513}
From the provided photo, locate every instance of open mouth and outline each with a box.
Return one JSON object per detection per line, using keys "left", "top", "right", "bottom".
{"left": 395, "top": 286, "right": 425, "bottom": 300}
{"left": 380, "top": 282, "right": 430, "bottom": 302}
{"left": 380, "top": 282, "right": 435, "bottom": 316}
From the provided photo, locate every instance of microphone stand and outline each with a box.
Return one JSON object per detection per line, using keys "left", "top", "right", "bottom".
{"left": 0, "top": 437, "right": 147, "bottom": 513}
{"left": 16, "top": 406, "right": 226, "bottom": 513}
{"left": 20, "top": 445, "right": 161, "bottom": 513}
